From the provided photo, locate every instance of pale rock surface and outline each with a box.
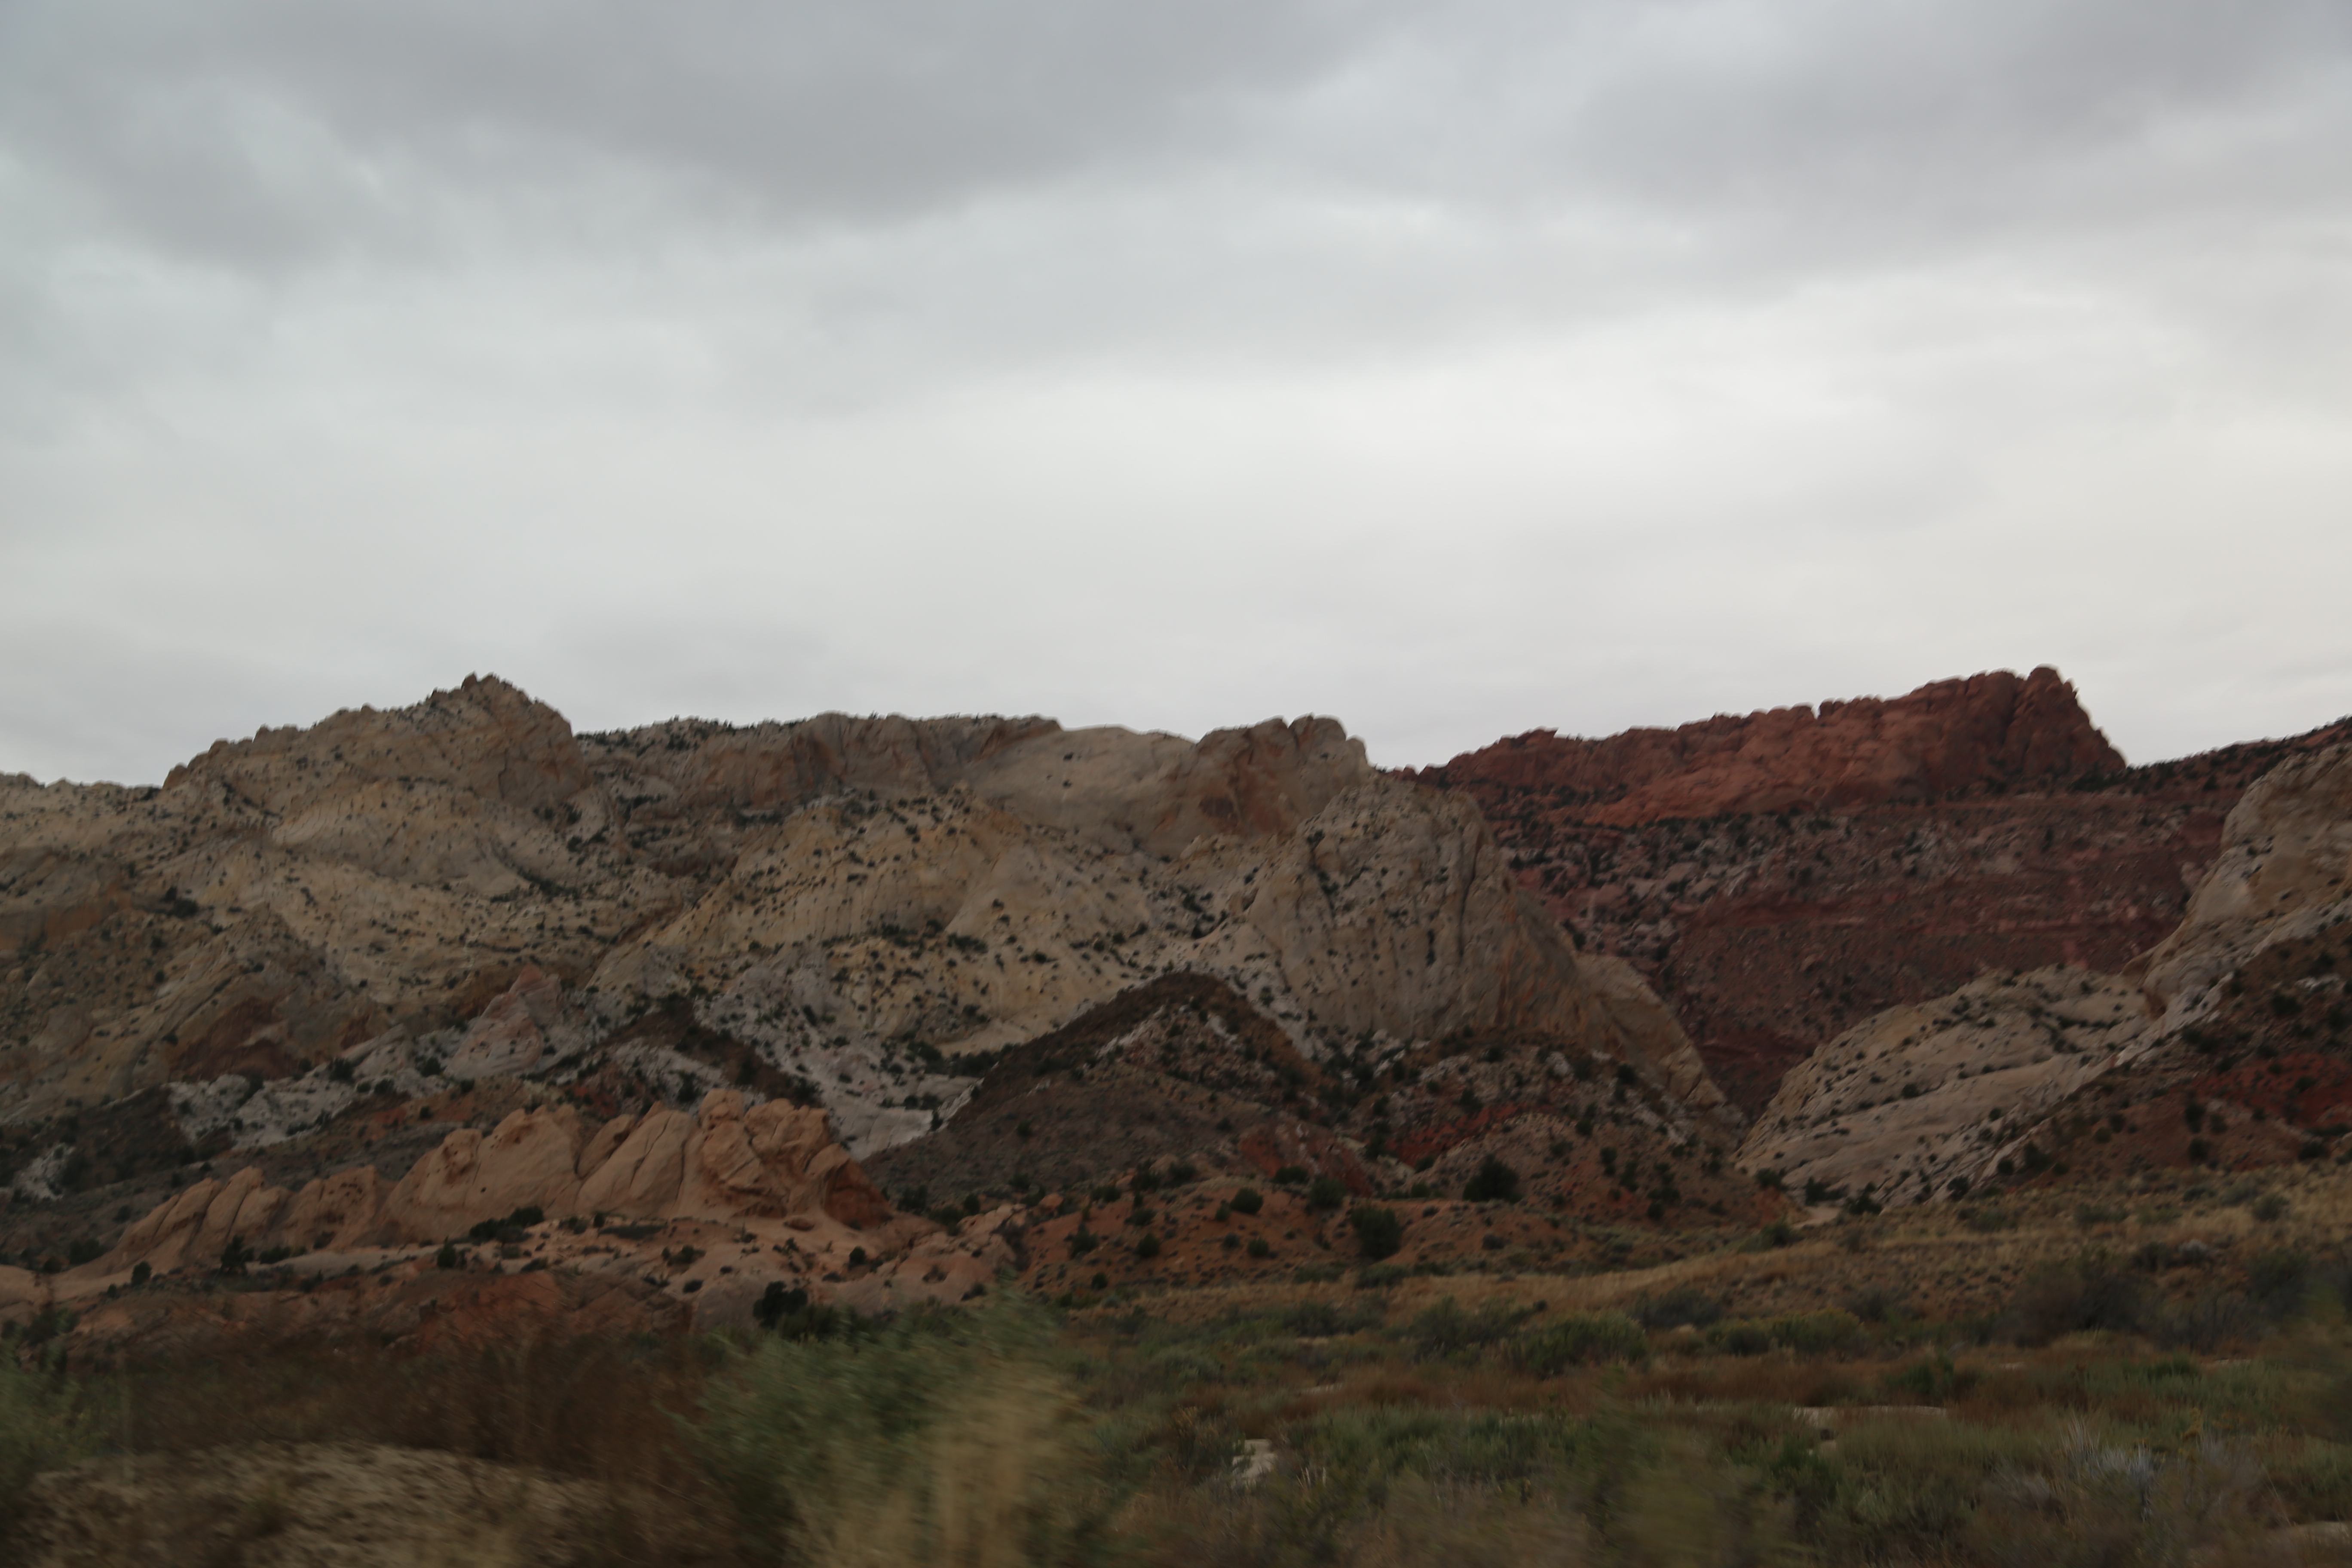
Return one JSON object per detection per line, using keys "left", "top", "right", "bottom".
{"left": 5, "top": 679, "right": 1732, "bottom": 1201}
{"left": 1739, "top": 744, "right": 2352, "bottom": 1203}
{"left": 1737, "top": 968, "right": 2150, "bottom": 1205}
{"left": 2141, "top": 742, "right": 2352, "bottom": 1025}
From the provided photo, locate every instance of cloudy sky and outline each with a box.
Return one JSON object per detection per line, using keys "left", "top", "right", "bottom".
{"left": 5, "top": 0, "right": 2349, "bottom": 785}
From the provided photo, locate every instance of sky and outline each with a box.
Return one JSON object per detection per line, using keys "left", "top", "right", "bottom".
{"left": 5, "top": 0, "right": 2350, "bottom": 786}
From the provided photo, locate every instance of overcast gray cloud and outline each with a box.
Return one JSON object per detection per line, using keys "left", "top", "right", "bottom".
{"left": 4, "top": 0, "right": 2349, "bottom": 784}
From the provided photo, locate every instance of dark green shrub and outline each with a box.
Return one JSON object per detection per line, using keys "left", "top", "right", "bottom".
{"left": 1230, "top": 1187, "right": 1265, "bottom": 1216}
{"left": 1768, "top": 1310, "right": 1864, "bottom": 1356}
{"left": 1708, "top": 1320, "right": 1774, "bottom": 1357}
{"left": 1351, "top": 1205, "right": 1403, "bottom": 1261}
{"left": 1307, "top": 1175, "right": 1347, "bottom": 1211}
{"left": 1846, "top": 1285, "right": 1913, "bottom": 1324}
{"left": 1999, "top": 1250, "right": 2147, "bottom": 1345}
{"left": 1461, "top": 1156, "right": 1521, "bottom": 1204}
{"left": 1510, "top": 1313, "right": 1647, "bottom": 1372}
{"left": 1273, "top": 1165, "right": 1309, "bottom": 1186}
{"left": 0, "top": 1355, "right": 103, "bottom": 1555}
{"left": 1135, "top": 1233, "right": 1162, "bottom": 1259}
{"left": 2248, "top": 1248, "right": 2312, "bottom": 1315}
{"left": 467, "top": 1205, "right": 546, "bottom": 1244}
{"left": 1403, "top": 1296, "right": 1531, "bottom": 1360}
{"left": 1881, "top": 1351, "right": 1974, "bottom": 1402}
{"left": 1632, "top": 1287, "right": 1722, "bottom": 1330}
{"left": 1246, "top": 1237, "right": 1271, "bottom": 1258}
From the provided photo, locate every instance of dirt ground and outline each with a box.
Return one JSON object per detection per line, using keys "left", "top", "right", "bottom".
{"left": 22, "top": 1441, "right": 702, "bottom": 1568}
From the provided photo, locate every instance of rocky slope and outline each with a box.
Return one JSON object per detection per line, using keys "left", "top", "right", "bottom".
{"left": 1, "top": 676, "right": 1730, "bottom": 1320}
{"left": 1422, "top": 667, "right": 2352, "bottom": 1112}
{"left": 1739, "top": 742, "right": 2352, "bottom": 1206}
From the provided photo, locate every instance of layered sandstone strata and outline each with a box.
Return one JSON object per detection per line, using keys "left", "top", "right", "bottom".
{"left": 1738, "top": 744, "right": 2352, "bottom": 1204}
{"left": 1426, "top": 668, "right": 2122, "bottom": 825}
{"left": 1424, "top": 669, "right": 2348, "bottom": 1111}
{"left": 4, "top": 676, "right": 1732, "bottom": 1272}
{"left": 102, "top": 1090, "right": 890, "bottom": 1274}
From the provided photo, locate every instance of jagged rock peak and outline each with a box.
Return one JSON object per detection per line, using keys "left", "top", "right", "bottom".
{"left": 1421, "top": 667, "right": 2124, "bottom": 826}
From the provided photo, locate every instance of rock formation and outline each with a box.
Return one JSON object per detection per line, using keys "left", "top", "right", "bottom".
{"left": 1735, "top": 967, "right": 2150, "bottom": 1207}
{"left": 2141, "top": 743, "right": 2352, "bottom": 1027}
{"left": 3, "top": 675, "right": 1730, "bottom": 1289}
{"left": 1737, "top": 743, "right": 2352, "bottom": 1204}
{"left": 101, "top": 1089, "right": 891, "bottom": 1275}
{"left": 1423, "top": 668, "right": 2350, "bottom": 1112}
{"left": 1425, "top": 668, "right": 2123, "bottom": 825}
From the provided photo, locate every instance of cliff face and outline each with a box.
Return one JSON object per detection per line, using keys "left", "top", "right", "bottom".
{"left": 1424, "top": 668, "right": 2123, "bottom": 826}
{"left": 1, "top": 676, "right": 1732, "bottom": 1285}
{"left": 1422, "top": 668, "right": 2349, "bottom": 1113}
{"left": 1735, "top": 741, "right": 2352, "bottom": 1207}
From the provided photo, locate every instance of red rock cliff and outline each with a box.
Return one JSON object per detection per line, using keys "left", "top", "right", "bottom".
{"left": 1421, "top": 667, "right": 2123, "bottom": 826}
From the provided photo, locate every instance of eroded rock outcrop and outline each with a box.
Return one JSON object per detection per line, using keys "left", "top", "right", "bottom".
{"left": 1425, "top": 668, "right": 2121, "bottom": 825}
{"left": 1424, "top": 670, "right": 2349, "bottom": 1112}
{"left": 1736, "top": 968, "right": 2150, "bottom": 1206}
{"left": 1735, "top": 744, "right": 2352, "bottom": 1205}
{"left": 2142, "top": 743, "right": 2352, "bottom": 1026}
{"left": 103, "top": 1090, "right": 888, "bottom": 1274}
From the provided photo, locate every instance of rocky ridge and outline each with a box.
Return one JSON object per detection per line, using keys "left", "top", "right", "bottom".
{"left": 1427, "top": 668, "right": 2125, "bottom": 825}
{"left": 1, "top": 676, "right": 1730, "bottom": 1330}
{"left": 1738, "top": 742, "right": 2352, "bottom": 1206}
{"left": 1423, "top": 668, "right": 2352, "bottom": 1112}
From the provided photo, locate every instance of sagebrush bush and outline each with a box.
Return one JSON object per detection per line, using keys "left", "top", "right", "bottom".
{"left": 0, "top": 1358, "right": 103, "bottom": 1567}
{"left": 1998, "top": 1250, "right": 2147, "bottom": 1345}
{"left": 1972, "top": 1425, "right": 2270, "bottom": 1568}
{"left": 1350, "top": 1206, "right": 1403, "bottom": 1262}
{"left": 1400, "top": 1298, "right": 1529, "bottom": 1362}
{"left": 1703, "top": 1310, "right": 1862, "bottom": 1358}
{"left": 1631, "top": 1286, "right": 1721, "bottom": 1330}
{"left": 697, "top": 1295, "right": 1106, "bottom": 1567}
{"left": 1509, "top": 1313, "right": 1648, "bottom": 1373}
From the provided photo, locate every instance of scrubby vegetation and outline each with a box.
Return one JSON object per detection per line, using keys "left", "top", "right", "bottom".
{"left": 9, "top": 1226, "right": 2352, "bottom": 1566}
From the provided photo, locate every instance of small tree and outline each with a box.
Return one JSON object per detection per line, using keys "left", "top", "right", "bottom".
{"left": 1462, "top": 1156, "right": 1520, "bottom": 1204}
{"left": 1351, "top": 1205, "right": 1403, "bottom": 1261}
